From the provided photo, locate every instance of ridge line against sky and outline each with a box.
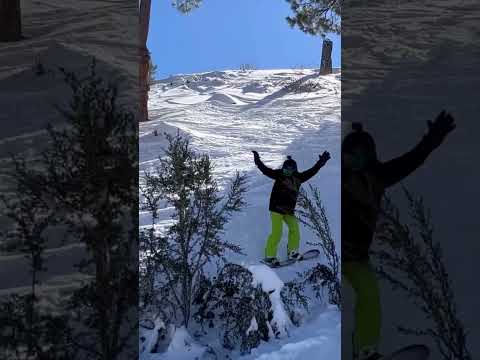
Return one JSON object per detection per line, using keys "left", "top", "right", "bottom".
{"left": 149, "top": 0, "right": 341, "bottom": 79}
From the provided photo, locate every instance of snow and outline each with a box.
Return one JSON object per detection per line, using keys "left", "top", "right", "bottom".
{"left": 140, "top": 68, "right": 341, "bottom": 359}
{"left": 143, "top": 326, "right": 206, "bottom": 360}
{"left": 247, "top": 317, "right": 259, "bottom": 336}
{"left": 248, "top": 264, "right": 293, "bottom": 338}
{"left": 243, "top": 306, "right": 340, "bottom": 360}
{"left": 166, "top": 327, "right": 203, "bottom": 355}
{"left": 207, "top": 92, "right": 247, "bottom": 105}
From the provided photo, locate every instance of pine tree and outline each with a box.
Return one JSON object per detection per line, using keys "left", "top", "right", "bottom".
{"left": 148, "top": 57, "right": 158, "bottom": 86}
{"left": 172, "top": 0, "right": 203, "bottom": 13}
{"left": 49, "top": 61, "right": 139, "bottom": 360}
{"left": 285, "top": 0, "right": 341, "bottom": 36}
{"left": 140, "top": 132, "right": 247, "bottom": 328}
{"left": 1, "top": 60, "right": 139, "bottom": 359}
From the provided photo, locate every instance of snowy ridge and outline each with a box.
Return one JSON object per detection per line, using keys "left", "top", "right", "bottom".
{"left": 140, "top": 69, "right": 340, "bottom": 359}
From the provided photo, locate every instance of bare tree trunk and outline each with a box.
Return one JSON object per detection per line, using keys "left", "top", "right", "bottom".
{"left": 139, "top": 0, "right": 152, "bottom": 122}
{"left": 0, "top": 0, "right": 22, "bottom": 42}
{"left": 95, "top": 227, "right": 114, "bottom": 360}
{"left": 320, "top": 39, "right": 333, "bottom": 75}
{"left": 27, "top": 266, "right": 36, "bottom": 355}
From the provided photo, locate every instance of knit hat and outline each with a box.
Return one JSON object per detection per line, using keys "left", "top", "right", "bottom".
{"left": 342, "top": 122, "right": 377, "bottom": 163}
{"left": 282, "top": 155, "right": 298, "bottom": 171}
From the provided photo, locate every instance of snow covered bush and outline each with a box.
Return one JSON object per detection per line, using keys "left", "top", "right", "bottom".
{"left": 281, "top": 263, "right": 338, "bottom": 327}
{"left": 283, "top": 77, "right": 321, "bottom": 93}
{"left": 297, "top": 185, "right": 341, "bottom": 307}
{"left": 193, "top": 263, "right": 273, "bottom": 354}
{"left": 280, "top": 279, "right": 309, "bottom": 327}
{"left": 139, "top": 132, "right": 248, "bottom": 331}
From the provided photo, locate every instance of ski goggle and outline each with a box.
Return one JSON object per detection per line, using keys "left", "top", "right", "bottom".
{"left": 343, "top": 151, "right": 370, "bottom": 170}
{"left": 283, "top": 167, "right": 295, "bottom": 176}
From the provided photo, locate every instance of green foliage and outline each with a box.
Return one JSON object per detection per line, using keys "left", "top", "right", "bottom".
{"left": 286, "top": 0, "right": 341, "bottom": 36}
{"left": 172, "top": 0, "right": 203, "bottom": 13}
{"left": 139, "top": 132, "right": 247, "bottom": 328}
{"left": 148, "top": 57, "right": 158, "bottom": 85}
{"left": 297, "top": 185, "right": 341, "bottom": 307}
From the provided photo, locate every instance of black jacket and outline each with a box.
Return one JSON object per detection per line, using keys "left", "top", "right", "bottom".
{"left": 342, "top": 135, "right": 438, "bottom": 261}
{"left": 255, "top": 158, "right": 326, "bottom": 215}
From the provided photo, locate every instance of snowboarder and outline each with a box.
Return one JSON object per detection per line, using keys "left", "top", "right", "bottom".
{"left": 252, "top": 150, "right": 331, "bottom": 266}
{"left": 342, "top": 110, "right": 456, "bottom": 360}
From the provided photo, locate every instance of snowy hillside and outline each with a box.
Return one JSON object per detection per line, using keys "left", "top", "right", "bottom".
{"left": 140, "top": 69, "right": 341, "bottom": 359}
{"left": 0, "top": 0, "right": 137, "bottom": 308}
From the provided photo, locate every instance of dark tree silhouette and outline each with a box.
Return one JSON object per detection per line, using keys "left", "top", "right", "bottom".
{"left": 139, "top": 0, "right": 151, "bottom": 122}
{"left": 0, "top": 0, "right": 22, "bottom": 42}
{"left": 374, "top": 191, "right": 472, "bottom": 360}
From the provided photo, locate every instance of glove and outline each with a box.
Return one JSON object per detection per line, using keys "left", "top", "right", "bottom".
{"left": 318, "top": 151, "right": 331, "bottom": 164}
{"left": 424, "top": 110, "right": 456, "bottom": 148}
{"left": 252, "top": 150, "right": 260, "bottom": 164}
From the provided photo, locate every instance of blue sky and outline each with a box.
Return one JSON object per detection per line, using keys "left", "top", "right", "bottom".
{"left": 148, "top": 0, "right": 341, "bottom": 79}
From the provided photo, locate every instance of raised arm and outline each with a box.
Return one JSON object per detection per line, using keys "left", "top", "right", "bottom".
{"left": 298, "top": 151, "right": 331, "bottom": 183}
{"left": 378, "top": 110, "right": 456, "bottom": 187}
{"left": 252, "top": 151, "right": 280, "bottom": 180}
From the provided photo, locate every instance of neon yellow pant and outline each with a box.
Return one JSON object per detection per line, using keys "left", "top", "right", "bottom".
{"left": 342, "top": 261, "right": 381, "bottom": 353}
{"left": 265, "top": 211, "right": 300, "bottom": 258}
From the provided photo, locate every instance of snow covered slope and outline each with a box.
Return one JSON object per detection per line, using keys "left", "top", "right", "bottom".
{"left": 0, "top": 0, "right": 137, "bottom": 302}
{"left": 140, "top": 69, "right": 341, "bottom": 359}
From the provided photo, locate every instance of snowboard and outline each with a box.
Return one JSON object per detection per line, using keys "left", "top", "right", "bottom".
{"left": 383, "top": 345, "right": 429, "bottom": 360}
{"left": 260, "top": 249, "right": 320, "bottom": 268}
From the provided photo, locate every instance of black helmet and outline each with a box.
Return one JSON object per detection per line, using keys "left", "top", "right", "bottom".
{"left": 282, "top": 155, "right": 298, "bottom": 171}
{"left": 342, "top": 122, "right": 377, "bottom": 163}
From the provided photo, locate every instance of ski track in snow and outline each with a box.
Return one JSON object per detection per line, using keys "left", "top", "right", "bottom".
{"left": 140, "top": 69, "right": 341, "bottom": 360}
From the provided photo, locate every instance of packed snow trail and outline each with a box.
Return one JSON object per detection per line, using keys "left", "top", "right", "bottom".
{"left": 140, "top": 69, "right": 341, "bottom": 359}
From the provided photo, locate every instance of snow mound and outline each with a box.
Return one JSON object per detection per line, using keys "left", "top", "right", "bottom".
{"left": 167, "top": 95, "right": 210, "bottom": 105}
{"left": 202, "top": 78, "right": 226, "bottom": 87}
{"left": 208, "top": 92, "right": 245, "bottom": 105}
{"left": 242, "top": 82, "right": 270, "bottom": 94}
{"left": 140, "top": 318, "right": 167, "bottom": 355}
{"left": 253, "top": 335, "right": 334, "bottom": 360}
{"left": 248, "top": 265, "right": 293, "bottom": 338}
{"left": 158, "top": 326, "right": 205, "bottom": 360}
{"left": 243, "top": 307, "right": 340, "bottom": 360}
